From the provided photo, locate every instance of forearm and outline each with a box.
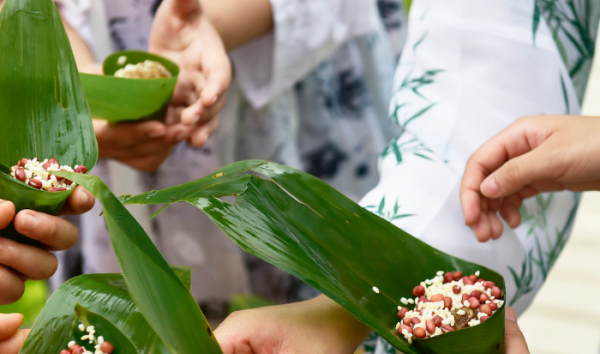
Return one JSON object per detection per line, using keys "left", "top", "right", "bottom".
{"left": 61, "top": 17, "right": 97, "bottom": 70}
{"left": 307, "top": 295, "right": 372, "bottom": 350}
{"left": 200, "top": 0, "right": 274, "bottom": 51}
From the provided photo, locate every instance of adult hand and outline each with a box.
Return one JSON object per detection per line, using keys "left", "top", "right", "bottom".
{"left": 0, "top": 186, "right": 94, "bottom": 304}
{"left": 151, "top": 0, "right": 232, "bottom": 147}
{"left": 0, "top": 314, "right": 29, "bottom": 354}
{"left": 505, "top": 306, "right": 530, "bottom": 353}
{"left": 461, "top": 115, "right": 600, "bottom": 242}
{"left": 215, "top": 295, "right": 371, "bottom": 354}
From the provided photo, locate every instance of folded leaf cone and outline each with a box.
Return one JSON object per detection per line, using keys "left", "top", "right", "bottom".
{"left": 122, "top": 161, "right": 507, "bottom": 354}
{"left": 80, "top": 50, "right": 179, "bottom": 122}
{"left": 0, "top": 0, "right": 98, "bottom": 244}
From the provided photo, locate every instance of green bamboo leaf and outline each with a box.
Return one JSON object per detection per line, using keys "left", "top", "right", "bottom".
{"left": 80, "top": 51, "right": 180, "bottom": 122}
{"left": 123, "top": 161, "right": 506, "bottom": 354}
{"left": 533, "top": 3, "right": 541, "bottom": 44}
{"left": 54, "top": 171, "right": 222, "bottom": 354}
{"left": 0, "top": 0, "right": 98, "bottom": 245}
{"left": 20, "top": 274, "right": 155, "bottom": 354}
{"left": 72, "top": 304, "right": 138, "bottom": 354}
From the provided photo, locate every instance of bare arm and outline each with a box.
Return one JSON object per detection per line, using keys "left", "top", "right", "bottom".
{"left": 200, "top": 0, "right": 274, "bottom": 51}
{"left": 62, "top": 18, "right": 98, "bottom": 72}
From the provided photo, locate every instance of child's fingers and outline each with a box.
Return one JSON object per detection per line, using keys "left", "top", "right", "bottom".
{"left": 0, "top": 314, "right": 23, "bottom": 341}
{"left": 0, "top": 328, "right": 30, "bottom": 354}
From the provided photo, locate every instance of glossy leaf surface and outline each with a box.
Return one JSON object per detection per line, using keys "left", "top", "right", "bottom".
{"left": 123, "top": 161, "right": 506, "bottom": 354}
{"left": 73, "top": 304, "right": 138, "bottom": 354}
{"left": 20, "top": 274, "right": 155, "bottom": 354}
{"left": 80, "top": 50, "right": 179, "bottom": 122}
{"left": 55, "top": 171, "right": 223, "bottom": 354}
{"left": 0, "top": 0, "right": 98, "bottom": 244}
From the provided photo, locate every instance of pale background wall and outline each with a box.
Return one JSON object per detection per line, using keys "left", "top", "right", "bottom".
{"left": 517, "top": 21, "right": 600, "bottom": 354}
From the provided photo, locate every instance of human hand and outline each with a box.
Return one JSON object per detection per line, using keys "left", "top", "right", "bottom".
{"left": 94, "top": 119, "right": 193, "bottom": 172}
{"left": 505, "top": 306, "right": 530, "bottom": 353}
{"left": 0, "top": 186, "right": 94, "bottom": 304}
{"left": 0, "top": 313, "right": 29, "bottom": 354}
{"left": 215, "top": 295, "right": 371, "bottom": 354}
{"left": 150, "top": 0, "right": 232, "bottom": 147}
{"left": 461, "top": 115, "right": 600, "bottom": 242}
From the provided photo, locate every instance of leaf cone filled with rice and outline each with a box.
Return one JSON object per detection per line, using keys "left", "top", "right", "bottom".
{"left": 0, "top": 0, "right": 98, "bottom": 245}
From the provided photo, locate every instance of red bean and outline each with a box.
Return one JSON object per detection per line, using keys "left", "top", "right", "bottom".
{"left": 64, "top": 178, "right": 73, "bottom": 186}
{"left": 480, "top": 304, "right": 492, "bottom": 316}
{"left": 61, "top": 351, "right": 70, "bottom": 354}
{"left": 399, "top": 324, "right": 413, "bottom": 334}
{"left": 453, "top": 271, "right": 463, "bottom": 281}
{"left": 491, "top": 286, "right": 503, "bottom": 298}
{"left": 75, "top": 165, "right": 87, "bottom": 174}
{"left": 441, "top": 325, "right": 455, "bottom": 333}
{"left": 411, "top": 317, "right": 421, "bottom": 325}
{"left": 489, "top": 302, "right": 498, "bottom": 311}
{"left": 462, "top": 294, "right": 470, "bottom": 303}
{"left": 15, "top": 168, "right": 26, "bottom": 182}
{"left": 413, "top": 285, "right": 425, "bottom": 297}
{"left": 480, "top": 316, "right": 489, "bottom": 322}
{"left": 480, "top": 294, "right": 489, "bottom": 303}
{"left": 477, "top": 278, "right": 485, "bottom": 283}
{"left": 403, "top": 317, "right": 412, "bottom": 325}
{"left": 419, "top": 308, "right": 425, "bottom": 315}
{"left": 419, "top": 296, "right": 430, "bottom": 303}
{"left": 426, "top": 319, "right": 435, "bottom": 334}
{"left": 433, "top": 315, "right": 442, "bottom": 327}
{"left": 443, "top": 296, "right": 452, "bottom": 310}
{"left": 469, "top": 275, "right": 478, "bottom": 283}
{"left": 431, "top": 294, "right": 444, "bottom": 302}
{"left": 42, "top": 161, "right": 52, "bottom": 169}
{"left": 468, "top": 297, "right": 480, "bottom": 309}
{"left": 71, "top": 347, "right": 85, "bottom": 354}
{"left": 484, "top": 281, "right": 496, "bottom": 290}
{"left": 452, "top": 285, "right": 461, "bottom": 294}
{"left": 48, "top": 158, "right": 58, "bottom": 166}
{"left": 18, "top": 158, "right": 28, "bottom": 167}
{"left": 100, "top": 342, "right": 114, "bottom": 354}
{"left": 398, "top": 307, "right": 408, "bottom": 319}
{"left": 413, "top": 327, "right": 426, "bottom": 338}
{"left": 28, "top": 179, "right": 42, "bottom": 189}
{"left": 470, "top": 290, "right": 481, "bottom": 299}
{"left": 444, "top": 272, "right": 454, "bottom": 283}
{"left": 462, "top": 276, "right": 474, "bottom": 285}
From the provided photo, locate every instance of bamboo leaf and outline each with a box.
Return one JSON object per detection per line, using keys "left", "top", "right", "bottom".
{"left": 80, "top": 51, "right": 180, "bottom": 122}
{"left": 54, "top": 171, "right": 222, "bottom": 354}
{"left": 19, "top": 274, "right": 156, "bottom": 354}
{"left": 0, "top": 0, "right": 98, "bottom": 244}
{"left": 123, "top": 161, "right": 506, "bottom": 354}
{"left": 73, "top": 304, "right": 138, "bottom": 354}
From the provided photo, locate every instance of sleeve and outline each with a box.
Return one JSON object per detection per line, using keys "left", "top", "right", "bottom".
{"left": 53, "top": 0, "right": 112, "bottom": 60}
{"left": 359, "top": 0, "right": 582, "bottom": 315}
{"left": 230, "top": 0, "right": 381, "bottom": 109}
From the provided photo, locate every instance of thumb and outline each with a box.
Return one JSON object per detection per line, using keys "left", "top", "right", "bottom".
{"left": 505, "top": 307, "right": 530, "bottom": 354}
{"left": 166, "top": 0, "right": 201, "bottom": 19}
{"left": 0, "top": 314, "right": 23, "bottom": 341}
{"left": 480, "top": 143, "right": 559, "bottom": 199}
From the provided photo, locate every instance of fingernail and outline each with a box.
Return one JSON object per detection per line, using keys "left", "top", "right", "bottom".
{"left": 505, "top": 306, "right": 517, "bottom": 321}
{"left": 21, "top": 213, "right": 37, "bottom": 232}
{"left": 149, "top": 129, "right": 166, "bottom": 139}
{"left": 481, "top": 175, "right": 499, "bottom": 197}
{"left": 190, "top": 114, "right": 201, "bottom": 125}
{"left": 80, "top": 189, "right": 91, "bottom": 207}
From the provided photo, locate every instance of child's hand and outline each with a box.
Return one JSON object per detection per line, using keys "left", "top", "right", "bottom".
{"left": 94, "top": 119, "right": 193, "bottom": 172}
{"left": 461, "top": 115, "right": 600, "bottom": 242}
{"left": 215, "top": 295, "right": 370, "bottom": 354}
{"left": 0, "top": 186, "right": 94, "bottom": 304}
{"left": 0, "top": 314, "right": 30, "bottom": 354}
{"left": 150, "top": 0, "right": 232, "bottom": 148}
